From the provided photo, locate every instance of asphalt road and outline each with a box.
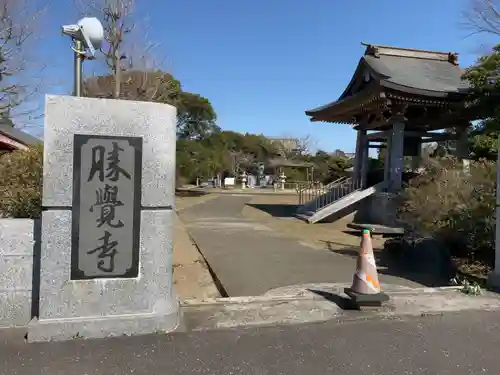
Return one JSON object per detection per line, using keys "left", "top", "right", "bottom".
{"left": 2, "top": 310, "right": 499, "bottom": 374}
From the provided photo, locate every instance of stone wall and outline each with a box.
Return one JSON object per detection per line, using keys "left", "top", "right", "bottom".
{"left": 0, "top": 219, "right": 39, "bottom": 327}
{"left": 354, "top": 192, "right": 401, "bottom": 228}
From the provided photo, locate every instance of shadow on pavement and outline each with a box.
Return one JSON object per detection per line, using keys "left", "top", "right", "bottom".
{"left": 308, "top": 289, "right": 357, "bottom": 310}
{"left": 175, "top": 189, "right": 209, "bottom": 197}
{"left": 342, "top": 230, "right": 360, "bottom": 237}
{"left": 322, "top": 240, "right": 450, "bottom": 288}
{"left": 246, "top": 203, "right": 300, "bottom": 218}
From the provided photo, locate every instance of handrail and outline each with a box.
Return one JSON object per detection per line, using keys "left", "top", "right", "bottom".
{"left": 317, "top": 176, "right": 348, "bottom": 195}
{"left": 299, "top": 176, "right": 362, "bottom": 209}
{"left": 312, "top": 177, "right": 361, "bottom": 212}
{"left": 323, "top": 176, "right": 348, "bottom": 190}
{"left": 290, "top": 180, "right": 315, "bottom": 193}
{"left": 282, "top": 181, "right": 311, "bottom": 191}
{"left": 297, "top": 176, "right": 347, "bottom": 195}
{"left": 297, "top": 180, "right": 320, "bottom": 193}
{"left": 298, "top": 176, "right": 351, "bottom": 205}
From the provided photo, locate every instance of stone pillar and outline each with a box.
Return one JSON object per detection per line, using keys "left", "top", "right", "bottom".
{"left": 383, "top": 135, "right": 391, "bottom": 189}
{"left": 353, "top": 129, "right": 367, "bottom": 185}
{"left": 411, "top": 140, "right": 422, "bottom": 172}
{"left": 388, "top": 120, "right": 405, "bottom": 192}
{"left": 360, "top": 138, "right": 369, "bottom": 189}
{"left": 28, "top": 95, "right": 179, "bottom": 342}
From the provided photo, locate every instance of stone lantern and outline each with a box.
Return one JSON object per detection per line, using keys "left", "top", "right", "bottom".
{"left": 278, "top": 172, "right": 286, "bottom": 190}
{"left": 240, "top": 171, "right": 247, "bottom": 189}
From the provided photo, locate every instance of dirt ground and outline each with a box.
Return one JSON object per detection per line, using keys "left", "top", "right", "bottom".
{"left": 172, "top": 194, "right": 220, "bottom": 300}
{"left": 241, "top": 194, "right": 387, "bottom": 251}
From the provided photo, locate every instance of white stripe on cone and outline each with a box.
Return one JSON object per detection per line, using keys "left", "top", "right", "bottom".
{"left": 364, "top": 253, "right": 376, "bottom": 268}
{"left": 355, "top": 270, "right": 380, "bottom": 292}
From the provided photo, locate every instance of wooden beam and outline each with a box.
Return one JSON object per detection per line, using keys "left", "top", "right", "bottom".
{"left": 421, "top": 134, "right": 459, "bottom": 143}
{"left": 354, "top": 115, "right": 392, "bottom": 130}
{"left": 366, "top": 130, "right": 454, "bottom": 142}
{"left": 366, "top": 130, "right": 390, "bottom": 140}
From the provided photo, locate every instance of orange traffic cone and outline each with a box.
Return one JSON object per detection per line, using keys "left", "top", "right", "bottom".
{"left": 344, "top": 229, "right": 389, "bottom": 308}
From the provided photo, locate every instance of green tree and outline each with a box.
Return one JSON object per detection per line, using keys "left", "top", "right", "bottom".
{"left": 462, "top": 45, "right": 500, "bottom": 160}
{"left": 176, "top": 139, "right": 205, "bottom": 183}
{"left": 0, "top": 146, "right": 43, "bottom": 218}
{"left": 469, "top": 132, "right": 499, "bottom": 160}
{"left": 176, "top": 92, "right": 219, "bottom": 140}
{"left": 302, "top": 150, "right": 349, "bottom": 184}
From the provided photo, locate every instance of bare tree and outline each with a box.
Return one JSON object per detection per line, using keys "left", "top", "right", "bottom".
{"left": 295, "top": 134, "right": 317, "bottom": 155}
{"left": 83, "top": 35, "right": 179, "bottom": 103}
{"left": 463, "top": 0, "right": 500, "bottom": 36}
{"left": 0, "top": 0, "right": 46, "bottom": 125}
{"left": 84, "top": 69, "right": 180, "bottom": 103}
{"left": 230, "top": 151, "right": 255, "bottom": 175}
{"left": 75, "top": 0, "right": 179, "bottom": 103}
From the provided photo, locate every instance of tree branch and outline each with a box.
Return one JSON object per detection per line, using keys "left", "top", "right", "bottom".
{"left": 463, "top": 0, "right": 500, "bottom": 36}
{"left": 0, "top": 0, "right": 47, "bottom": 126}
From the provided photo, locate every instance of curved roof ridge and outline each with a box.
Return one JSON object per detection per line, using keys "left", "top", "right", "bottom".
{"left": 362, "top": 42, "right": 459, "bottom": 64}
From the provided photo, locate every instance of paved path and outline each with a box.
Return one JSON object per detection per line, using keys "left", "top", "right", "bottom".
{"left": 2, "top": 310, "right": 500, "bottom": 374}
{"left": 180, "top": 195, "right": 421, "bottom": 296}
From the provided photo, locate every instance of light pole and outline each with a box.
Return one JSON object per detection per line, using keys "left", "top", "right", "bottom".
{"left": 73, "top": 40, "right": 85, "bottom": 96}
{"left": 62, "top": 17, "right": 104, "bottom": 97}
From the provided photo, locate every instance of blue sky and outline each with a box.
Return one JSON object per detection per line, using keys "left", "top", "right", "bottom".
{"left": 39, "top": 0, "right": 494, "bottom": 153}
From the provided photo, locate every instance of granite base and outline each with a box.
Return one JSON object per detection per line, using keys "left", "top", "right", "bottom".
{"left": 27, "top": 306, "right": 180, "bottom": 342}
{"left": 487, "top": 272, "right": 500, "bottom": 292}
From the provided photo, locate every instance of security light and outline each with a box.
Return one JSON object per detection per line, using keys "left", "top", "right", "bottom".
{"left": 61, "top": 17, "right": 104, "bottom": 97}
{"left": 62, "top": 17, "right": 104, "bottom": 57}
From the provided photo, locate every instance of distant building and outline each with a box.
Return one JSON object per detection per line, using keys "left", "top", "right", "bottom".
{"left": 0, "top": 120, "right": 42, "bottom": 153}
{"left": 330, "top": 149, "right": 355, "bottom": 159}
{"left": 330, "top": 149, "right": 344, "bottom": 157}
{"left": 266, "top": 137, "right": 299, "bottom": 154}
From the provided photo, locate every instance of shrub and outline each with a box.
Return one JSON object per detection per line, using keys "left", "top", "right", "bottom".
{"left": 399, "top": 157, "right": 495, "bottom": 266}
{"left": 0, "top": 146, "right": 43, "bottom": 219}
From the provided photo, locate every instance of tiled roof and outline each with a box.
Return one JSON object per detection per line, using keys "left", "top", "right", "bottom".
{"left": 0, "top": 122, "right": 42, "bottom": 146}
{"left": 306, "top": 43, "right": 470, "bottom": 117}
{"left": 361, "top": 47, "right": 469, "bottom": 96}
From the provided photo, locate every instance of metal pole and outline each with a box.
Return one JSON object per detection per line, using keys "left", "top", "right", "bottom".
{"left": 73, "top": 40, "right": 84, "bottom": 97}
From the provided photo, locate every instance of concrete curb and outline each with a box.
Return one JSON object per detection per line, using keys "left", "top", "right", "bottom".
{"left": 181, "top": 284, "right": 464, "bottom": 306}
{"left": 181, "top": 294, "right": 313, "bottom": 306}
{"left": 179, "top": 284, "right": 500, "bottom": 332}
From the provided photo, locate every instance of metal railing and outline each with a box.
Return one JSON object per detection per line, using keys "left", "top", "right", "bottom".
{"left": 294, "top": 180, "right": 321, "bottom": 194}
{"left": 299, "top": 177, "right": 362, "bottom": 212}
{"left": 298, "top": 177, "right": 347, "bottom": 205}
{"left": 281, "top": 181, "right": 312, "bottom": 191}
